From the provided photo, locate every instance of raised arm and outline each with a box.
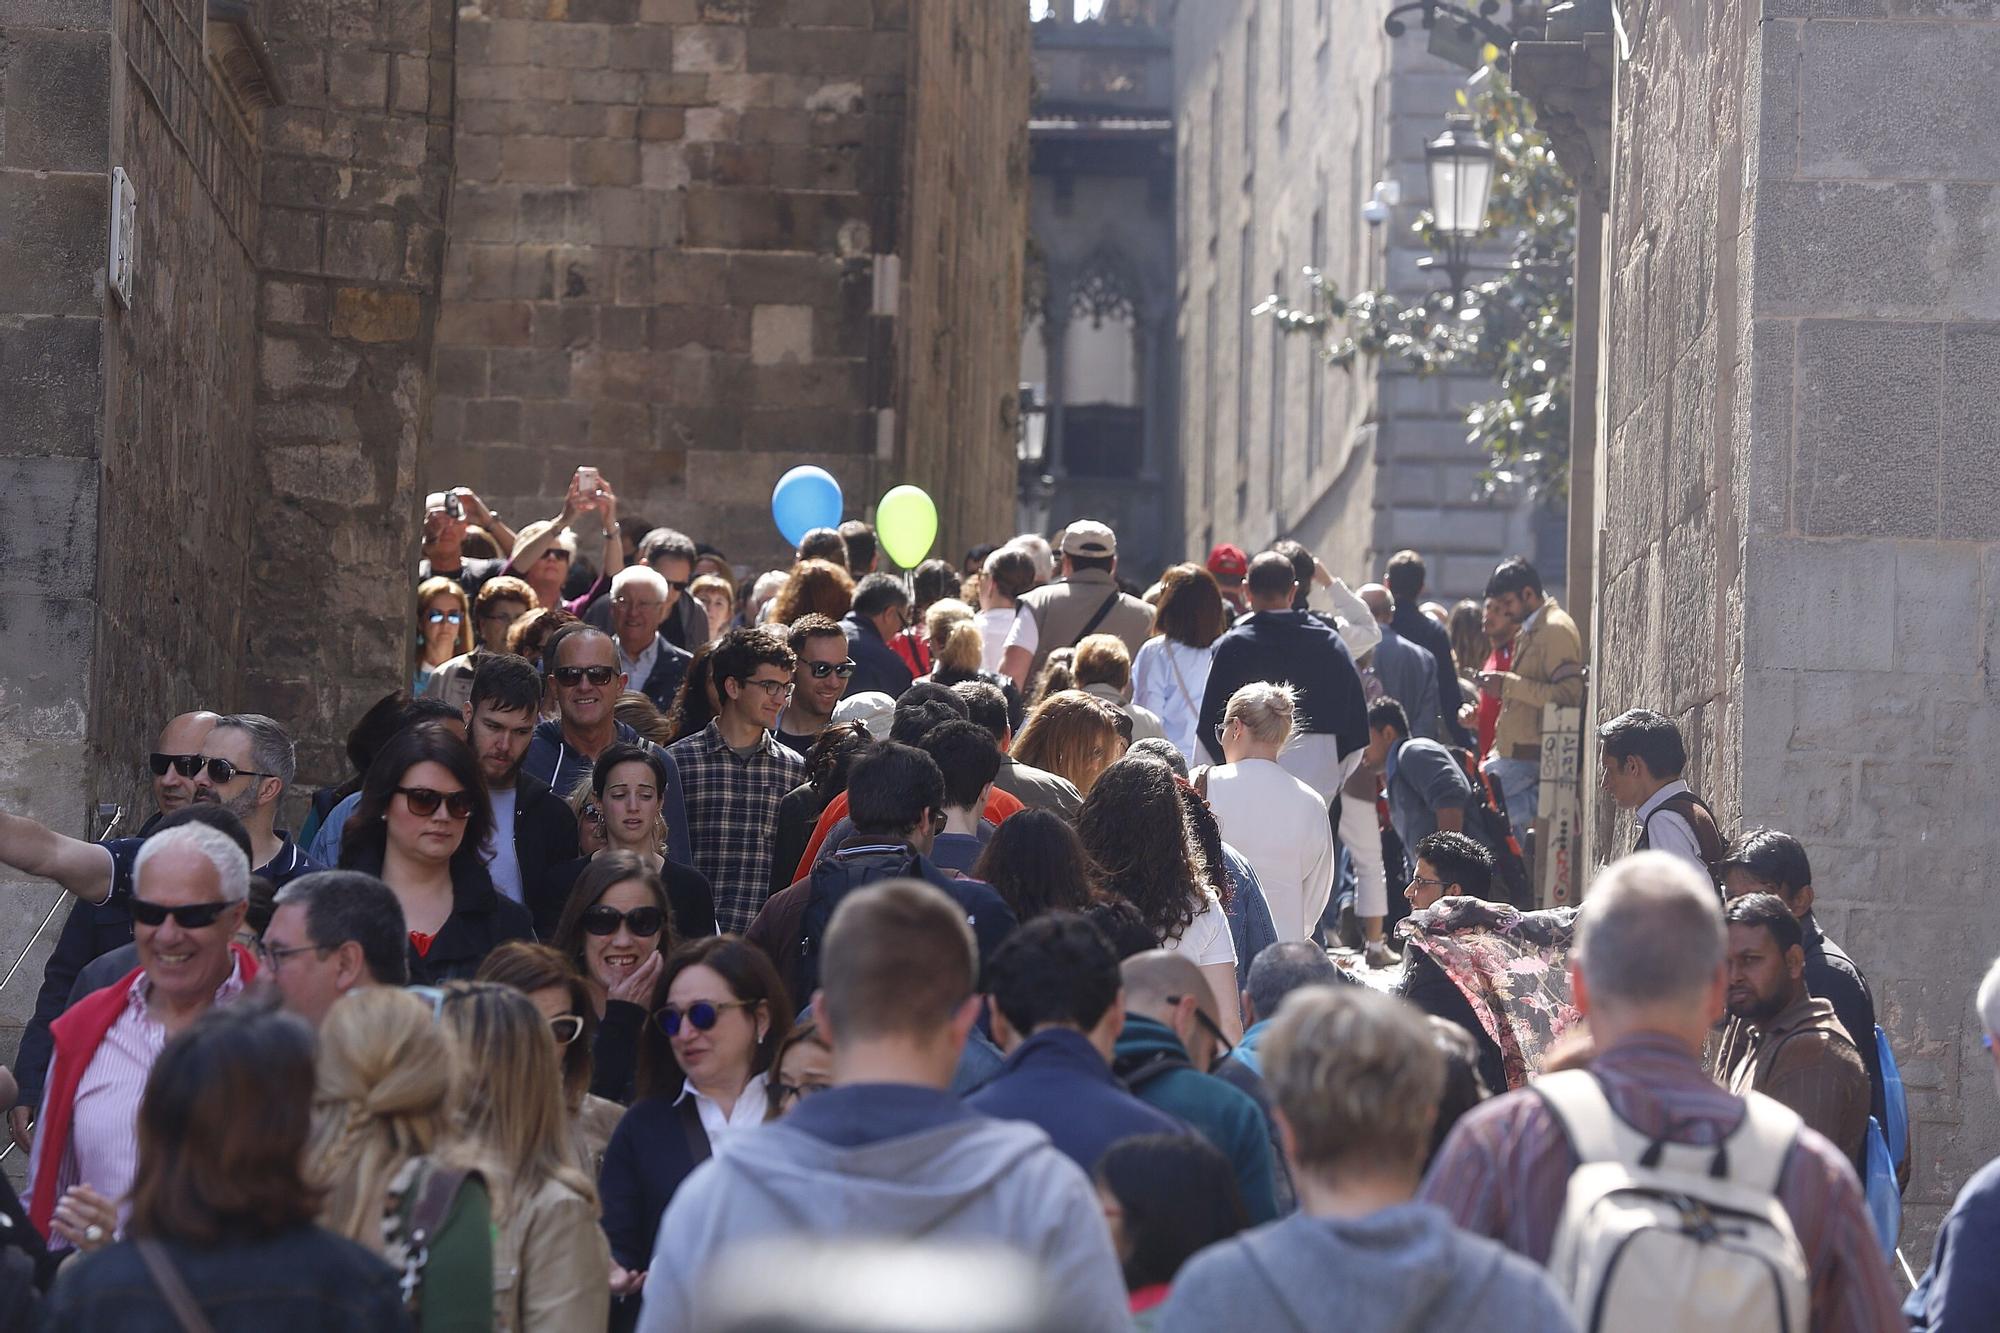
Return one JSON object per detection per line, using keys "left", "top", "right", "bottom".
{"left": 0, "top": 812, "right": 114, "bottom": 905}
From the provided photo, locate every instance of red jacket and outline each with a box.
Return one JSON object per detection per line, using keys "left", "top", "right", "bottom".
{"left": 30, "top": 943, "right": 258, "bottom": 1235}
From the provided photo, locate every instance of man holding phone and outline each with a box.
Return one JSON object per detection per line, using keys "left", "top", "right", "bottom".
{"left": 419, "top": 487, "right": 512, "bottom": 600}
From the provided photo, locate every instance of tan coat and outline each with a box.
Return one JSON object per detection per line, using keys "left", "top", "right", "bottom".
{"left": 1490, "top": 596, "right": 1583, "bottom": 759}
{"left": 493, "top": 1176, "right": 612, "bottom": 1333}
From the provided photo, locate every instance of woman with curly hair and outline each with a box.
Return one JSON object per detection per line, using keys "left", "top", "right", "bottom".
{"left": 766, "top": 558, "right": 855, "bottom": 627}
{"left": 1076, "top": 756, "right": 1240, "bottom": 1039}
{"left": 661, "top": 641, "right": 719, "bottom": 743}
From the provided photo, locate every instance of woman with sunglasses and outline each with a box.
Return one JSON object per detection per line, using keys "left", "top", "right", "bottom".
{"left": 476, "top": 943, "right": 626, "bottom": 1177}
{"left": 339, "top": 725, "right": 534, "bottom": 986}
{"left": 548, "top": 853, "right": 678, "bottom": 1105}
{"left": 598, "top": 936, "right": 790, "bottom": 1305}
{"left": 532, "top": 745, "right": 715, "bottom": 942}
{"left": 438, "top": 981, "right": 609, "bottom": 1333}
{"left": 416, "top": 576, "right": 474, "bottom": 695}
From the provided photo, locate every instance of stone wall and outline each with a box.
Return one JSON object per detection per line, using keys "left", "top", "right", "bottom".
{"left": 427, "top": 0, "right": 1024, "bottom": 578}
{"left": 1596, "top": 0, "right": 2000, "bottom": 1246}
{"left": 0, "top": 0, "right": 269, "bottom": 1048}
{"left": 1172, "top": 2, "right": 1543, "bottom": 601}
{"left": 254, "top": 0, "right": 456, "bottom": 787}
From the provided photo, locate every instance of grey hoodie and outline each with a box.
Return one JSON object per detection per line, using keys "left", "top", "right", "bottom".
{"left": 636, "top": 1109, "right": 1134, "bottom": 1333}
{"left": 1158, "top": 1203, "right": 1576, "bottom": 1333}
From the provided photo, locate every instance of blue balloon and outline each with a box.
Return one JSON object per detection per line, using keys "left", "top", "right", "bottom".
{"left": 771, "top": 466, "right": 843, "bottom": 547}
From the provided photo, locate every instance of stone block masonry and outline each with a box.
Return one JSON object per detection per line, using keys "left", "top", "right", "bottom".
{"left": 430, "top": 0, "right": 1026, "bottom": 577}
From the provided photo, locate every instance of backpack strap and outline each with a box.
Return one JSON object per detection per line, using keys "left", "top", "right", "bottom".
{"left": 407, "top": 1166, "right": 471, "bottom": 1250}
{"left": 135, "top": 1239, "right": 218, "bottom": 1333}
{"left": 1533, "top": 1069, "right": 1653, "bottom": 1165}
{"left": 1722, "top": 1091, "right": 1802, "bottom": 1196}
{"left": 1069, "top": 591, "right": 1122, "bottom": 648}
{"left": 1537, "top": 1069, "right": 1800, "bottom": 1192}
{"left": 676, "top": 1093, "right": 713, "bottom": 1165}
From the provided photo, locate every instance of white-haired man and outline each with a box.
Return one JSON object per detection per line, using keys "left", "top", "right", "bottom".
{"left": 1906, "top": 954, "right": 2000, "bottom": 1327}
{"left": 1420, "top": 852, "right": 1902, "bottom": 1332}
{"left": 26, "top": 823, "right": 257, "bottom": 1251}
{"left": 609, "top": 563, "right": 692, "bottom": 710}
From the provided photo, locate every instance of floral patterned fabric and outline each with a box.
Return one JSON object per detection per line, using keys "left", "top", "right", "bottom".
{"left": 1396, "top": 897, "right": 1583, "bottom": 1090}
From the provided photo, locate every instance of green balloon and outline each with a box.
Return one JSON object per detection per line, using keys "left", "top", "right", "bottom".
{"left": 876, "top": 485, "right": 938, "bottom": 569}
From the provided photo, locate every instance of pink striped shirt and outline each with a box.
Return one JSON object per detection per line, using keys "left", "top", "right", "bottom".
{"left": 29, "top": 958, "right": 246, "bottom": 1245}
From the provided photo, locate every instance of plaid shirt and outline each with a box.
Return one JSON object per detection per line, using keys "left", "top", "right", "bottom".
{"left": 667, "top": 721, "right": 805, "bottom": 934}
{"left": 1418, "top": 1031, "right": 1903, "bottom": 1333}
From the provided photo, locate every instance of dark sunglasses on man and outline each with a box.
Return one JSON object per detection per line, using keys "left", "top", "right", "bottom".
{"left": 130, "top": 898, "right": 234, "bottom": 930}
{"left": 581, "top": 904, "right": 665, "bottom": 938}
{"left": 804, "top": 660, "right": 858, "bottom": 680}
{"left": 551, "top": 665, "right": 619, "bottom": 687}
{"left": 395, "top": 786, "right": 476, "bottom": 820}
{"left": 148, "top": 753, "right": 277, "bottom": 785}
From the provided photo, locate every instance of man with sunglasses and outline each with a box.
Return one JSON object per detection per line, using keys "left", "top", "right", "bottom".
{"left": 667, "top": 628, "right": 809, "bottom": 934}
{"left": 189, "top": 714, "right": 322, "bottom": 888}
{"left": 1113, "top": 949, "right": 1279, "bottom": 1223}
{"left": 840, "top": 574, "right": 916, "bottom": 702}
{"left": 27, "top": 823, "right": 256, "bottom": 1250}
{"left": 775, "top": 615, "right": 855, "bottom": 757}
{"left": 525, "top": 624, "right": 692, "bottom": 865}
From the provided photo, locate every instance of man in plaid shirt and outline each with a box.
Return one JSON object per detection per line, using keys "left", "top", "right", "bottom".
{"left": 668, "top": 627, "right": 807, "bottom": 933}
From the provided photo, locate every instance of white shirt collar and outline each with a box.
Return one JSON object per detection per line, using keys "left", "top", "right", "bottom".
{"left": 1634, "top": 778, "right": 1691, "bottom": 824}
{"left": 675, "top": 1072, "right": 769, "bottom": 1148}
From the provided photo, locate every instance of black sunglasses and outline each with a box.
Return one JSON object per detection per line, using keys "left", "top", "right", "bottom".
{"left": 131, "top": 899, "right": 234, "bottom": 929}
{"left": 552, "top": 665, "right": 618, "bottom": 687}
{"left": 582, "top": 904, "right": 665, "bottom": 938}
{"left": 805, "top": 661, "right": 858, "bottom": 680}
{"left": 149, "top": 752, "right": 203, "bottom": 778}
{"left": 654, "top": 999, "right": 755, "bottom": 1037}
{"left": 396, "top": 786, "right": 475, "bottom": 819}
{"left": 150, "top": 753, "right": 276, "bottom": 785}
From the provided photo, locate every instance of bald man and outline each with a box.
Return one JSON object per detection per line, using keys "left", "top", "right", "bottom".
{"left": 147, "top": 711, "right": 219, "bottom": 826}
{"left": 1112, "top": 950, "right": 1279, "bottom": 1222}
{"left": 1359, "top": 583, "right": 1441, "bottom": 742}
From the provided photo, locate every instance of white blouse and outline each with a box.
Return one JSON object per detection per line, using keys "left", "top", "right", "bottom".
{"left": 1164, "top": 891, "right": 1237, "bottom": 967}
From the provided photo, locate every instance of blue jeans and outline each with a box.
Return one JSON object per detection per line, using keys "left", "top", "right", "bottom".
{"left": 1484, "top": 756, "right": 1541, "bottom": 842}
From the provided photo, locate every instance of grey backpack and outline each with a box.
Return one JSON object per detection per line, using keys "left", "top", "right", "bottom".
{"left": 1536, "top": 1069, "right": 1811, "bottom": 1333}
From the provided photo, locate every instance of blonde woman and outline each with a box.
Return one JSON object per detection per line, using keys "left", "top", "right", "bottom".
{"left": 416, "top": 576, "right": 474, "bottom": 694}
{"left": 440, "top": 982, "right": 611, "bottom": 1333}
{"left": 309, "top": 987, "right": 496, "bottom": 1332}
{"left": 1199, "top": 683, "right": 1337, "bottom": 945}
{"left": 1013, "top": 690, "right": 1127, "bottom": 797}
{"left": 924, "top": 598, "right": 983, "bottom": 679}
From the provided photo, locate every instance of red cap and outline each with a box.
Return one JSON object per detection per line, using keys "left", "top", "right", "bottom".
{"left": 1207, "top": 543, "right": 1249, "bottom": 579}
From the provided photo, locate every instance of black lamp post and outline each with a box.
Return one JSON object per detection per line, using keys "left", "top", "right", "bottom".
{"left": 1419, "top": 113, "right": 1497, "bottom": 299}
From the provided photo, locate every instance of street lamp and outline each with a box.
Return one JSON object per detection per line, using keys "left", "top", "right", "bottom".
{"left": 1422, "top": 113, "right": 1497, "bottom": 298}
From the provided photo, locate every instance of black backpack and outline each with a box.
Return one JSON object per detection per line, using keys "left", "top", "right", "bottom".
{"left": 1446, "top": 746, "right": 1535, "bottom": 909}
{"left": 794, "top": 848, "right": 929, "bottom": 997}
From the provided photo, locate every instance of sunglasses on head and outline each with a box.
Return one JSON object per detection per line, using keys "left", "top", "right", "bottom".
{"left": 654, "top": 999, "right": 755, "bottom": 1037}
{"left": 552, "top": 665, "right": 618, "bottom": 687}
{"left": 582, "top": 904, "right": 664, "bottom": 937}
{"left": 426, "top": 610, "right": 464, "bottom": 625}
{"left": 805, "top": 661, "right": 858, "bottom": 680}
{"left": 550, "top": 1014, "right": 585, "bottom": 1045}
{"left": 396, "top": 786, "right": 475, "bottom": 819}
{"left": 149, "top": 753, "right": 276, "bottom": 785}
{"left": 131, "top": 899, "right": 233, "bottom": 929}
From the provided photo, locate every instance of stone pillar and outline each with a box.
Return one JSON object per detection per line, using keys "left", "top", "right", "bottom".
{"left": 255, "top": 0, "right": 456, "bottom": 788}
{"left": 1599, "top": 0, "right": 2000, "bottom": 1247}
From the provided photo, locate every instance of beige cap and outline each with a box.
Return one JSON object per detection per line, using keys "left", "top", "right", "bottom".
{"left": 1059, "top": 520, "right": 1117, "bottom": 558}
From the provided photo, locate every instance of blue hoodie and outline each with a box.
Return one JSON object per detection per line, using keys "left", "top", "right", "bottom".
{"left": 523, "top": 718, "right": 692, "bottom": 867}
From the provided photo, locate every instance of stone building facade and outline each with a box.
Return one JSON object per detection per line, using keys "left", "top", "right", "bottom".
{"left": 1588, "top": 0, "right": 2000, "bottom": 1246}
{"left": 0, "top": 0, "right": 1026, "bottom": 1057}
{"left": 1171, "top": 0, "right": 1554, "bottom": 601}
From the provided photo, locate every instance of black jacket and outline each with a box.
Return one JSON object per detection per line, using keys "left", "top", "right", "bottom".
{"left": 1197, "top": 610, "right": 1370, "bottom": 763}
{"left": 1397, "top": 946, "right": 1507, "bottom": 1097}
{"left": 839, "top": 613, "right": 914, "bottom": 701}
{"left": 510, "top": 770, "right": 581, "bottom": 903}
{"left": 632, "top": 634, "right": 693, "bottom": 712}
{"left": 1392, "top": 601, "right": 1474, "bottom": 748}
{"left": 345, "top": 851, "right": 535, "bottom": 985}
{"left": 1807, "top": 914, "right": 1885, "bottom": 1125}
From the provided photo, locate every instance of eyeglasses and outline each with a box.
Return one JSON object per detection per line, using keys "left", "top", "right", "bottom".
{"left": 1407, "top": 875, "right": 1449, "bottom": 892}
{"left": 425, "top": 610, "right": 464, "bottom": 625}
{"left": 477, "top": 609, "right": 519, "bottom": 623}
{"left": 742, "top": 678, "right": 794, "bottom": 699}
{"left": 582, "top": 904, "right": 664, "bottom": 937}
{"left": 1165, "top": 995, "right": 1235, "bottom": 1065}
{"left": 256, "top": 940, "right": 326, "bottom": 969}
{"left": 550, "top": 1014, "right": 585, "bottom": 1045}
{"left": 150, "top": 753, "right": 277, "bottom": 785}
{"left": 805, "top": 661, "right": 858, "bottom": 680}
{"left": 773, "top": 1078, "right": 829, "bottom": 1107}
{"left": 131, "top": 899, "right": 234, "bottom": 929}
{"left": 654, "top": 999, "right": 756, "bottom": 1037}
{"left": 552, "top": 665, "right": 618, "bottom": 687}
{"left": 396, "top": 786, "right": 475, "bottom": 819}
{"left": 611, "top": 596, "right": 664, "bottom": 612}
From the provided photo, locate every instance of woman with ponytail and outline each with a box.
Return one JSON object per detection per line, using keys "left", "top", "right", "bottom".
{"left": 307, "top": 986, "right": 496, "bottom": 1332}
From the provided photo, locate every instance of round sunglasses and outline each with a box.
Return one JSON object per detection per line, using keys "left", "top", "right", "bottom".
{"left": 581, "top": 904, "right": 664, "bottom": 938}
{"left": 653, "top": 998, "right": 756, "bottom": 1037}
{"left": 396, "top": 786, "right": 475, "bottom": 819}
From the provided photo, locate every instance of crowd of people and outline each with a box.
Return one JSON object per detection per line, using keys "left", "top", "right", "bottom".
{"left": 0, "top": 473, "right": 1985, "bottom": 1331}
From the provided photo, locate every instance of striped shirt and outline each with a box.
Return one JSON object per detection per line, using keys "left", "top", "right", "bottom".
{"left": 31, "top": 958, "right": 247, "bottom": 1243}
{"left": 666, "top": 722, "right": 805, "bottom": 935}
{"left": 1418, "top": 1031, "right": 1903, "bottom": 1333}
